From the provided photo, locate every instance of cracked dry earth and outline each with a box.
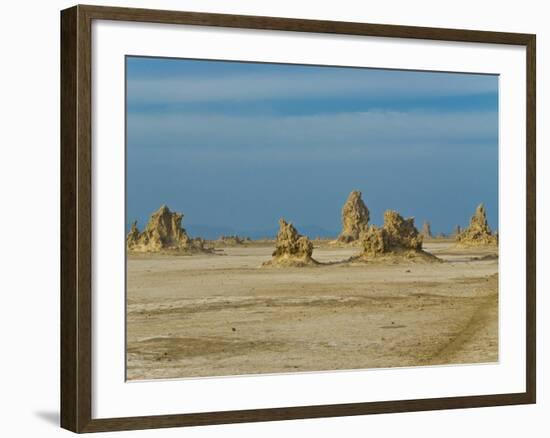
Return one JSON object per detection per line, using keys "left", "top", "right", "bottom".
{"left": 126, "top": 242, "right": 498, "bottom": 380}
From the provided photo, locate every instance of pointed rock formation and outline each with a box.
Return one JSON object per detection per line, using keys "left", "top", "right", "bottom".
{"left": 356, "top": 210, "right": 438, "bottom": 262}
{"left": 338, "top": 190, "right": 370, "bottom": 243}
{"left": 216, "top": 235, "right": 252, "bottom": 246}
{"left": 127, "top": 205, "right": 206, "bottom": 253}
{"left": 263, "top": 219, "right": 317, "bottom": 267}
{"left": 421, "top": 221, "right": 433, "bottom": 239}
{"left": 456, "top": 203, "right": 498, "bottom": 247}
{"left": 127, "top": 220, "right": 140, "bottom": 244}
{"left": 452, "top": 224, "right": 462, "bottom": 238}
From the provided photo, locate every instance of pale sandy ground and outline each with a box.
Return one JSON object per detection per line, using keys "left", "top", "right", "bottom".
{"left": 126, "top": 242, "right": 498, "bottom": 380}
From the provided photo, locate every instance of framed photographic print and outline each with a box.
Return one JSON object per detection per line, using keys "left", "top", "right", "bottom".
{"left": 60, "top": 4, "right": 536, "bottom": 433}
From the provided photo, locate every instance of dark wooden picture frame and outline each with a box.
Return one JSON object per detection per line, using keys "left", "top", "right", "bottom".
{"left": 61, "top": 4, "right": 536, "bottom": 433}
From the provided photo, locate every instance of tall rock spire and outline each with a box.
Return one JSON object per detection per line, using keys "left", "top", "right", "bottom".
{"left": 337, "top": 190, "right": 370, "bottom": 243}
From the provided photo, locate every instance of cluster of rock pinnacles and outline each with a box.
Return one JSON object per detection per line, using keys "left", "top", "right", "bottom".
{"left": 455, "top": 203, "right": 498, "bottom": 246}
{"left": 262, "top": 219, "right": 317, "bottom": 267}
{"left": 126, "top": 205, "right": 206, "bottom": 253}
{"left": 127, "top": 192, "right": 497, "bottom": 265}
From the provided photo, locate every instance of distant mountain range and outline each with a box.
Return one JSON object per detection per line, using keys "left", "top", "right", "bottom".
{"left": 125, "top": 220, "right": 460, "bottom": 240}
{"left": 184, "top": 224, "right": 339, "bottom": 240}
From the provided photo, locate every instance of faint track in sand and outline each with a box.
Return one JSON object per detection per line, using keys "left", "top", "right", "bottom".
{"left": 423, "top": 275, "right": 498, "bottom": 365}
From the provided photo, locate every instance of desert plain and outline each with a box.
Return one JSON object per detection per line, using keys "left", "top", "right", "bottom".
{"left": 126, "top": 240, "right": 498, "bottom": 380}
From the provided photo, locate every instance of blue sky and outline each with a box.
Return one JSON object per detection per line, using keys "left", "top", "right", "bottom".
{"left": 126, "top": 56, "right": 498, "bottom": 239}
